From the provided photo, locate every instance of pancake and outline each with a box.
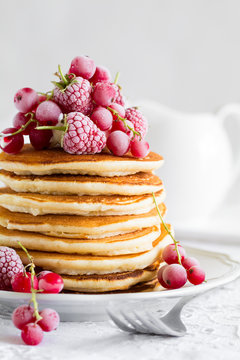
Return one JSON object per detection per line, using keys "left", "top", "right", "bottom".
{"left": 0, "top": 225, "right": 161, "bottom": 255}
{"left": 0, "top": 145, "right": 164, "bottom": 176}
{"left": 0, "top": 188, "right": 165, "bottom": 216}
{"left": 63, "top": 278, "right": 159, "bottom": 294}
{"left": 0, "top": 171, "right": 162, "bottom": 196}
{"left": 16, "top": 228, "right": 171, "bottom": 275}
{"left": 61, "top": 261, "right": 160, "bottom": 292}
{"left": 0, "top": 205, "right": 166, "bottom": 238}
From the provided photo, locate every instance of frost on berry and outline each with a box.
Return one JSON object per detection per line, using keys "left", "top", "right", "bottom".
{"left": 90, "top": 65, "right": 111, "bottom": 84}
{"left": 63, "top": 112, "right": 106, "bottom": 155}
{"left": 125, "top": 107, "right": 148, "bottom": 139}
{"left": 69, "top": 55, "right": 96, "bottom": 80}
{"left": 53, "top": 77, "right": 92, "bottom": 114}
{"left": 0, "top": 247, "right": 23, "bottom": 290}
{"left": 112, "top": 84, "right": 125, "bottom": 106}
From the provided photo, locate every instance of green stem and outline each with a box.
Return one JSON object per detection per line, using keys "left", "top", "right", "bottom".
{"left": 114, "top": 72, "right": 120, "bottom": 84}
{"left": 17, "top": 241, "right": 42, "bottom": 323}
{"left": 36, "top": 125, "right": 67, "bottom": 131}
{"left": 107, "top": 107, "right": 141, "bottom": 139}
{"left": 152, "top": 193, "right": 182, "bottom": 265}
{"left": 58, "top": 64, "right": 68, "bottom": 86}
{"left": 0, "top": 117, "right": 36, "bottom": 138}
{"left": 37, "top": 90, "right": 53, "bottom": 101}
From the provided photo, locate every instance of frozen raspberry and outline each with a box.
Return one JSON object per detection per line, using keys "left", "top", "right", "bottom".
{"left": 53, "top": 66, "right": 92, "bottom": 115}
{"left": 63, "top": 112, "right": 106, "bottom": 155}
{"left": 0, "top": 247, "right": 23, "bottom": 290}
{"left": 125, "top": 107, "right": 148, "bottom": 139}
{"left": 112, "top": 84, "right": 125, "bottom": 106}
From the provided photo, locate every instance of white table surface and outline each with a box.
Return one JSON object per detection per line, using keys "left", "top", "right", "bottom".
{"left": 0, "top": 174, "right": 240, "bottom": 360}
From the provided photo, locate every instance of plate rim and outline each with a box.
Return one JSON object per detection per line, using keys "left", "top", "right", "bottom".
{"left": 0, "top": 246, "right": 240, "bottom": 302}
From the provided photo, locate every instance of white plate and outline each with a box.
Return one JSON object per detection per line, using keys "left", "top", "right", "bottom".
{"left": 0, "top": 246, "right": 240, "bottom": 322}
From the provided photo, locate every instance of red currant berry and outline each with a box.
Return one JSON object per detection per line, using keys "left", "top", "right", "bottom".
{"left": 90, "top": 65, "right": 111, "bottom": 84}
{"left": 14, "top": 88, "right": 38, "bottom": 113}
{"left": 182, "top": 257, "right": 200, "bottom": 270}
{"left": 162, "top": 264, "right": 187, "bottom": 289}
{"left": 162, "top": 244, "right": 186, "bottom": 265}
{"left": 38, "top": 94, "right": 47, "bottom": 103}
{"left": 35, "top": 100, "right": 62, "bottom": 126}
{"left": 107, "top": 130, "right": 130, "bottom": 156}
{"left": 157, "top": 265, "right": 171, "bottom": 288}
{"left": 12, "top": 305, "right": 35, "bottom": 330}
{"left": 37, "top": 270, "right": 52, "bottom": 281}
{"left": 91, "top": 107, "right": 113, "bottom": 131}
{"left": 69, "top": 55, "right": 96, "bottom": 80}
{"left": 130, "top": 139, "right": 150, "bottom": 158}
{"left": 0, "top": 128, "right": 24, "bottom": 155}
{"left": 108, "top": 103, "right": 125, "bottom": 120}
{"left": 38, "top": 308, "right": 60, "bottom": 332}
{"left": 11, "top": 272, "right": 38, "bottom": 293}
{"left": 38, "top": 272, "right": 64, "bottom": 294}
{"left": 13, "top": 113, "right": 34, "bottom": 135}
{"left": 29, "top": 127, "right": 53, "bottom": 150}
{"left": 111, "top": 119, "right": 133, "bottom": 136}
{"left": 93, "top": 83, "right": 116, "bottom": 107}
{"left": 21, "top": 323, "right": 44, "bottom": 346}
{"left": 187, "top": 266, "right": 205, "bottom": 285}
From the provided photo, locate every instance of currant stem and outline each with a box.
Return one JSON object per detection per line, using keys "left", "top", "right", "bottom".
{"left": 58, "top": 64, "right": 68, "bottom": 86}
{"left": 152, "top": 193, "right": 182, "bottom": 265}
{"left": 0, "top": 118, "right": 36, "bottom": 138}
{"left": 17, "top": 241, "right": 42, "bottom": 322}
{"left": 107, "top": 107, "right": 141, "bottom": 139}
{"left": 37, "top": 90, "right": 53, "bottom": 101}
{"left": 36, "top": 126, "right": 66, "bottom": 131}
{"left": 114, "top": 72, "right": 120, "bottom": 84}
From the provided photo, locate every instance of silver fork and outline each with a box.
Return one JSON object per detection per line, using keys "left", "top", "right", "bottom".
{"left": 107, "top": 295, "right": 194, "bottom": 337}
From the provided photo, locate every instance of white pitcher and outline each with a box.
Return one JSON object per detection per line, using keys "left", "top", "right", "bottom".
{"left": 138, "top": 100, "right": 240, "bottom": 228}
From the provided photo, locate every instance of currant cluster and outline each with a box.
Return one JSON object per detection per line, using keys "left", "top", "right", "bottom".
{"left": 152, "top": 193, "right": 206, "bottom": 290}
{"left": 0, "top": 55, "right": 150, "bottom": 158}
{"left": 0, "top": 245, "right": 63, "bottom": 346}
{"left": 158, "top": 244, "right": 205, "bottom": 289}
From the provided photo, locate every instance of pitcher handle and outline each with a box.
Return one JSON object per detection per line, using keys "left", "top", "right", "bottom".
{"left": 217, "top": 103, "right": 240, "bottom": 182}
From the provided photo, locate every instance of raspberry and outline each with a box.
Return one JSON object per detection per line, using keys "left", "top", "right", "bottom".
{"left": 53, "top": 77, "right": 92, "bottom": 115}
{"left": 125, "top": 107, "right": 148, "bottom": 139}
{"left": 53, "top": 66, "right": 92, "bottom": 115}
{"left": 112, "top": 83, "right": 125, "bottom": 106}
{"left": 63, "top": 112, "right": 106, "bottom": 155}
{"left": 0, "top": 247, "right": 23, "bottom": 290}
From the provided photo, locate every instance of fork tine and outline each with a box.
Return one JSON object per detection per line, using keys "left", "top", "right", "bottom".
{"left": 120, "top": 310, "right": 150, "bottom": 334}
{"left": 145, "top": 310, "right": 186, "bottom": 336}
{"left": 106, "top": 308, "right": 136, "bottom": 333}
{"left": 132, "top": 310, "right": 165, "bottom": 335}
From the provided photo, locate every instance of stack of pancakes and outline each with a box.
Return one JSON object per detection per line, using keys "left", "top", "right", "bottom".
{"left": 0, "top": 145, "right": 172, "bottom": 293}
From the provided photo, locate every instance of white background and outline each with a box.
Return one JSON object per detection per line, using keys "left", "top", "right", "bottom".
{"left": 0, "top": 0, "right": 240, "bottom": 235}
{"left": 1, "top": 0, "right": 240, "bottom": 117}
